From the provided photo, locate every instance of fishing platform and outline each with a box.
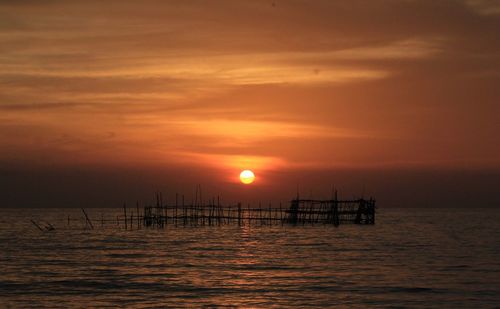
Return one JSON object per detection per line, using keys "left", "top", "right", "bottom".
{"left": 125, "top": 192, "right": 375, "bottom": 229}
{"left": 56, "top": 192, "right": 376, "bottom": 231}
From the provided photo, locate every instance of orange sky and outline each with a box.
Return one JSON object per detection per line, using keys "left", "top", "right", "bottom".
{"left": 0, "top": 1, "right": 499, "bottom": 207}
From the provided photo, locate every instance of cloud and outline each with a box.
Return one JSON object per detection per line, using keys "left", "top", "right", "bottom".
{"left": 0, "top": 0, "right": 498, "bottom": 174}
{"left": 465, "top": 0, "right": 500, "bottom": 15}
{"left": 167, "top": 119, "right": 371, "bottom": 142}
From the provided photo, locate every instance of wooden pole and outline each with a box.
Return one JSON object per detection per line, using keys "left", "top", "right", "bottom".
{"left": 81, "top": 208, "right": 94, "bottom": 230}
{"left": 130, "top": 211, "right": 133, "bottom": 230}
{"left": 217, "top": 196, "right": 221, "bottom": 225}
{"left": 333, "top": 190, "right": 339, "bottom": 227}
{"left": 200, "top": 199, "right": 204, "bottom": 226}
{"left": 160, "top": 192, "right": 165, "bottom": 227}
{"left": 238, "top": 203, "right": 242, "bottom": 226}
{"left": 209, "top": 198, "right": 213, "bottom": 226}
{"left": 123, "top": 204, "right": 127, "bottom": 230}
{"left": 30, "top": 220, "right": 44, "bottom": 232}
{"left": 182, "top": 195, "right": 185, "bottom": 226}
{"left": 261, "top": 203, "right": 263, "bottom": 225}
{"left": 164, "top": 194, "right": 167, "bottom": 227}
{"left": 136, "top": 201, "right": 140, "bottom": 229}
{"left": 279, "top": 202, "right": 283, "bottom": 225}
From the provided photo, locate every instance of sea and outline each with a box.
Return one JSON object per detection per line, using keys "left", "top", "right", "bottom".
{"left": 0, "top": 208, "right": 499, "bottom": 308}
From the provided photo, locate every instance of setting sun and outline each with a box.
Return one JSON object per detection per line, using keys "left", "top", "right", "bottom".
{"left": 239, "top": 170, "right": 255, "bottom": 184}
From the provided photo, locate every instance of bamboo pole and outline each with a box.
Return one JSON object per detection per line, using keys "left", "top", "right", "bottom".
{"left": 136, "top": 201, "right": 140, "bottom": 229}
{"left": 280, "top": 202, "right": 283, "bottom": 225}
{"left": 217, "top": 196, "right": 221, "bottom": 225}
{"left": 182, "top": 195, "right": 185, "bottom": 226}
{"left": 238, "top": 203, "right": 241, "bottom": 226}
{"left": 130, "top": 211, "right": 133, "bottom": 230}
{"left": 123, "top": 204, "right": 127, "bottom": 230}
{"left": 30, "top": 220, "right": 44, "bottom": 232}
{"left": 81, "top": 208, "right": 94, "bottom": 230}
{"left": 175, "top": 193, "right": 178, "bottom": 226}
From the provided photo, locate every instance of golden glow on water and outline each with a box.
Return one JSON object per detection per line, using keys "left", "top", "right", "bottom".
{"left": 0, "top": 208, "right": 499, "bottom": 307}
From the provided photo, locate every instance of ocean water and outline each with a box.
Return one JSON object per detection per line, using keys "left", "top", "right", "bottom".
{"left": 0, "top": 208, "right": 499, "bottom": 307}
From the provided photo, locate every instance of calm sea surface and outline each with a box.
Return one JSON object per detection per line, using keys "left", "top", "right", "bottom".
{"left": 0, "top": 208, "right": 499, "bottom": 308}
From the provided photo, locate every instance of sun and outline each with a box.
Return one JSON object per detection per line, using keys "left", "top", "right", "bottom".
{"left": 240, "top": 170, "right": 255, "bottom": 184}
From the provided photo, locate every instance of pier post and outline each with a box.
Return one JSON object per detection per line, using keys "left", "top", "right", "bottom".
{"left": 123, "top": 204, "right": 127, "bottom": 230}
{"left": 130, "top": 211, "right": 133, "bottom": 230}
{"left": 237, "top": 203, "right": 242, "bottom": 226}
{"left": 136, "top": 202, "right": 140, "bottom": 229}
{"left": 289, "top": 199, "right": 299, "bottom": 224}
{"left": 280, "top": 202, "right": 283, "bottom": 225}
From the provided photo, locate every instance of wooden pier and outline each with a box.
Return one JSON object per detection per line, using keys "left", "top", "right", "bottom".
{"left": 120, "top": 192, "right": 375, "bottom": 229}
{"left": 60, "top": 192, "right": 376, "bottom": 230}
{"left": 137, "top": 197, "right": 375, "bottom": 228}
{"left": 287, "top": 197, "right": 375, "bottom": 226}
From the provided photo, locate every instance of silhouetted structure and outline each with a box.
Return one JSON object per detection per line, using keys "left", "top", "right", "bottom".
{"left": 60, "top": 192, "right": 376, "bottom": 230}
{"left": 136, "top": 191, "right": 375, "bottom": 228}
{"left": 286, "top": 197, "right": 375, "bottom": 226}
